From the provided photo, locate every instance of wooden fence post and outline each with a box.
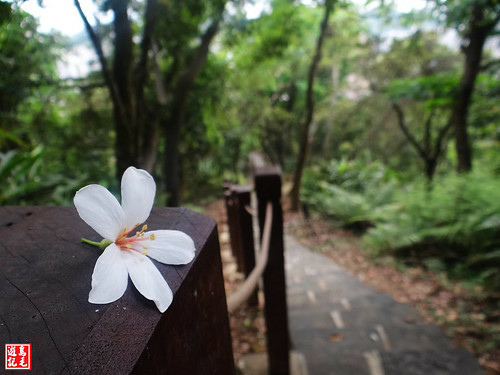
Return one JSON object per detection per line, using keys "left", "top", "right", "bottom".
{"left": 225, "top": 189, "right": 244, "bottom": 272}
{"left": 232, "top": 185, "right": 258, "bottom": 307}
{"left": 254, "top": 167, "right": 290, "bottom": 375}
{"left": 0, "top": 206, "right": 234, "bottom": 374}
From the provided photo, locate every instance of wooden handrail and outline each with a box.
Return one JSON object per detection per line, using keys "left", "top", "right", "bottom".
{"left": 226, "top": 201, "right": 272, "bottom": 313}
{"left": 254, "top": 165, "right": 290, "bottom": 374}
{"left": 0, "top": 206, "right": 235, "bottom": 374}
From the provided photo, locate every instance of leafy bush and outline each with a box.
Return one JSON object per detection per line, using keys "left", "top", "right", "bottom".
{"left": 363, "top": 168, "right": 500, "bottom": 289}
{"left": 301, "top": 159, "right": 398, "bottom": 229}
{"left": 0, "top": 147, "right": 80, "bottom": 205}
{"left": 302, "top": 158, "right": 500, "bottom": 289}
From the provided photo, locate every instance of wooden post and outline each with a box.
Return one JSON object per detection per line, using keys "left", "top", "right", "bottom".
{"left": 254, "top": 167, "right": 290, "bottom": 375}
{"left": 0, "top": 206, "right": 234, "bottom": 374}
{"left": 232, "top": 185, "right": 258, "bottom": 307}
{"left": 224, "top": 189, "right": 244, "bottom": 272}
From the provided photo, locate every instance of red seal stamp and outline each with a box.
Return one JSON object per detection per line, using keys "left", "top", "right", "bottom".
{"left": 5, "top": 344, "right": 31, "bottom": 370}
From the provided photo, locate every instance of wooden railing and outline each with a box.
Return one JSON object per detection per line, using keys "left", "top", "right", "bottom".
{"left": 0, "top": 206, "right": 234, "bottom": 374}
{"left": 225, "top": 166, "right": 291, "bottom": 375}
{"left": 0, "top": 167, "right": 290, "bottom": 374}
{"left": 224, "top": 185, "right": 259, "bottom": 307}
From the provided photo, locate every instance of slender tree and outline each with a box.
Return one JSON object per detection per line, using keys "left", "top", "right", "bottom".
{"left": 391, "top": 102, "right": 451, "bottom": 181}
{"left": 163, "top": 7, "right": 225, "bottom": 206}
{"left": 434, "top": 0, "right": 500, "bottom": 172}
{"left": 290, "top": 0, "right": 335, "bottom": 211}
{"left": 75, "top": 0, "right": 226, "bottom": 205}
{"left": 75, "top": 0, "right": 159, "bottom": 180}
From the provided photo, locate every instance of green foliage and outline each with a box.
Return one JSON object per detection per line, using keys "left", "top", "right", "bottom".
{"left": 0, "top": 6, "right": 61, "bottom": 122}
{"left": 0, "top": 146, "right": 79, "bottom": 205}
{"left": 0, "top": 5, "right": 92, "bottom": 205}
{"left": 0, "top": 1, "right": 11, "bottom": 26}
{"left": 178, "top": 53, "right": 259, "bottom": 201}
{"left": 469, "top": 73, "right": 500, "bottom": 138}
{"left": 363, "top": 168, "right": 500, "bottom": 290}
{"left": 156, "top": 0, "right": 226, "bottom": 78}
{"left": 430, "top": 0, "right": 500, "bottom": 36}
{"left": 227, "top": 0, "right": 322, "bottom": 66}
{"left": 388, "top": 74, "right": 459, "bottom": 106}
{"left": 0, "top": 0, "right": 498, "bottom": 313}
{"left": 364, "top": 30, "right": 460, "bottom": 87}
{"left": 301, "top": 159, "right": 398, "bottom": 228}
{"left": 302, "top": 156, "right": 500, "bottom": 291}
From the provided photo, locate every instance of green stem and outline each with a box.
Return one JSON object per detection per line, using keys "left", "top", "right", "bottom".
{"left": 81, "top": 238, "right": 102, "bottom": 247}
{"left": 81, "top": 238, "right": 113, "bottom": 251}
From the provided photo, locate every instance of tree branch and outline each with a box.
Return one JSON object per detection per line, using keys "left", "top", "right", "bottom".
{"left": 303, "top": 0, "right": 334, "bottom": 127}
{"left": 134, "top": 0, "right": 157, "bottom": 96}
{"left": 169, "top": 11, "right": 225, "bottom": 120}
{"left": 73, "top": 0, "right": 119, "bottom": 107}
{"left": 391, "top": 101, "right": 428, "bottom": 161}
{"left": 432, "top": 115, "right": 453, "bottom": 160}
{"left": 28, "top": 77, "right": 106, "bottom": 90}
{"left": 290, "top": 0, "right": 335, "bottom": 210}
{"left": 423, "top": 108, "right": 435, "bottom": 154}
{"left": 110, "top": 0, "right": 134, "bottom": 109}
{"left": 178, "top": 15, "right": 223, "bottom": 89}
{"left": 162, "top": 3, "right": 227, "bottom": 206}
{"left": 151, "top": 39, "right": 167, "bottom": 105}
{"left": 480, "top": 58, "right": 500, "bottom": 71}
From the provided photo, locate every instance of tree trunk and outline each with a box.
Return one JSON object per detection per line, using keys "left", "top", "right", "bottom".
{"left": 290, "top": 0, "right": 335, "bottom": 211}
{"left": 134, "top": 0, "right": 160, "bottom": 173}
{"left": 112, "top": 0, "right": 136, "bottom": 179}
{"left": 165, "top": 118, "right": 182, "bottom": 207}
{"left": 76, "top": 0, "right": 159, "bottom": 181}
{"left": 452, "top": 4, "right": 494, "bottom": 172}
{"left": 425, "top": 157, "right": 437, "bottom": 182}
{"left": 322, "top": 62, "right": 340, "bottom": 157}
{"left": 392, "top": 102, "right": 449, "bottom": 182}
{"left": 163, "top": 15, "right": 223, "bottom": 206}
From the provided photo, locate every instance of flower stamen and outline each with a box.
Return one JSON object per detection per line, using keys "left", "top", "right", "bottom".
{"left": 115, "top": 224, "right": 152, "bottom": 255}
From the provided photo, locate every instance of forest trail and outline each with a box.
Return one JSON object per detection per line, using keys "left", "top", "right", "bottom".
{"left": 284, "top": 232, "right": 483, "bottom": 375}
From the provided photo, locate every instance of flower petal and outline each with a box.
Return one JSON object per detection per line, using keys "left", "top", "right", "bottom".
{"left": 121, "top": 167, "right": 156, "bottom": 230}
{"left": 142, "top": 230, "right": 196, "bottom": 265}
{"left": 88, "top": 243, "right": 129, "bottom": 304}
{"left": 123, "top": 251, "right": 173, "bottom": 312}
{"left": 74, "top": 184, "right": 124, "bottom": 240}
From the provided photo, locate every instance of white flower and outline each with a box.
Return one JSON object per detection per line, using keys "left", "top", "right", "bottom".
{"left": 74, "top": 166, "right": 195, "bottom": 312}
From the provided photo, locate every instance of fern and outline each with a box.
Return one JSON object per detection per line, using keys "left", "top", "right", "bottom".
{"left": 303, "top": 159, "right": 500, "bottom": 289}
{"left": 301, "top": 159, "right": 397, "bottom": 227}
{"left": 363, "top": 167, "right": 500, "bottom": 289}
{"left": 0, "top": 147, "right": 80, "bottom": 205}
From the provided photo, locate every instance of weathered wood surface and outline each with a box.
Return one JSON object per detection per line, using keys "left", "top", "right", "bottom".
{"left": 224, "top": 189, "right": 244, "bottom": 272}
{"left": 254, "top": 167, "right": 291, "bottom": 375}
{"left": 232, "top": 186, "right": 258, "bottom": 307}
{"left": 224, "top": 186, "right": 258, "bottom": 307}
{"left": 0, "top": 206, "right": 234, "bottom": 374}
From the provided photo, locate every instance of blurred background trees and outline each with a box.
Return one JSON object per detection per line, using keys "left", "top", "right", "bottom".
{"left": 1, "top": 0, "right": 499, "bottom": 289}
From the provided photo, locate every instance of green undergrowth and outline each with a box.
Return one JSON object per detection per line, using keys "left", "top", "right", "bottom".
{"left": 0, "top": 147, "right": 81, "bottom": 205}
{"left": 302, "top": 160, "right": 500, "bottom": 291}
{"left": 301, "top": 159, "right": 398, "bottom": 232}
{"left": 364, "top": 168, "right": 500, "bottom": 291}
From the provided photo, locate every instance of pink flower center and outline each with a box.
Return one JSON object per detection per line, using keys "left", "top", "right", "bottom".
{"left": 115, "top": 224, "right": 155, "bottom": 254}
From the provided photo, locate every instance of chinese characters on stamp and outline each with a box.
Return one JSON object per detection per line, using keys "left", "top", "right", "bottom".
{"left": 5, "top": 344, "right": 31, "bottom": 371}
